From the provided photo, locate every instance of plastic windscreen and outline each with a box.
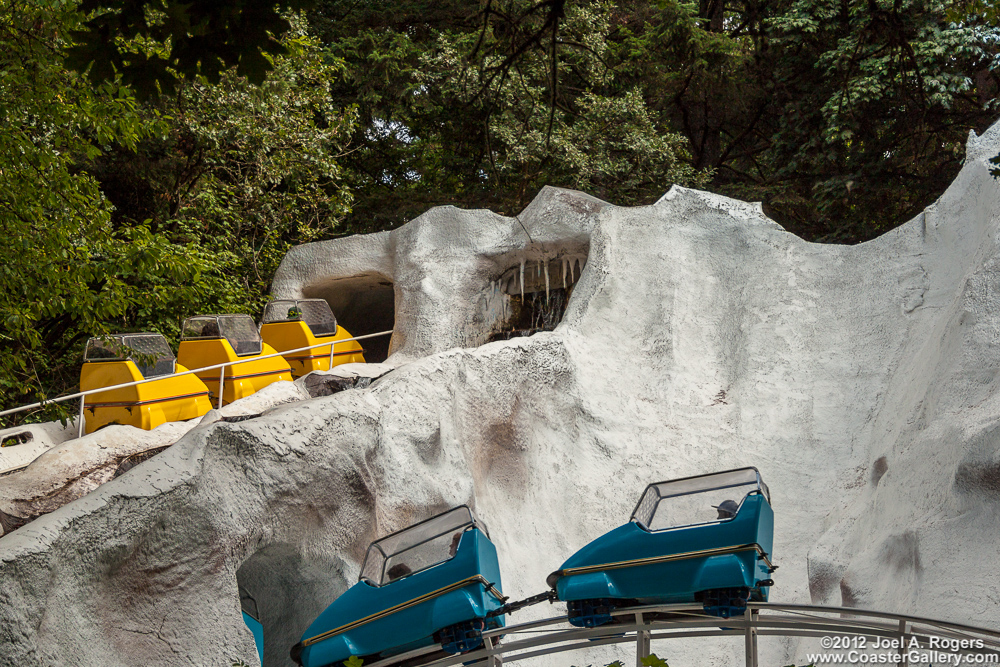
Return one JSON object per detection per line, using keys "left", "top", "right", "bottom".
{"left": 646, "top": 482, "right": 760, "bottom": 530}
{"left": 359, "top": 506, "right": 476, "bottom": 584}
{"left": 85, "top": 334, "right": 175, "bottom": 378}
{"left": 262, "top": 301, "right": 296, "bottom": 324}
{"left": 381, "top": 530, "right": 466, "bottom": 584}
{"left": 182, "top": 317, "right": 222, "bottom": 339}
{"left": 123, "top": 334, "right": 176, "bottom": 378}
{"left": 218, "top": 315, "right": 263, "bottom": 357}
{"left": 631, "top": 468, "right": 764, "bottom": 530}
{"left": 239, "top": 588, "right": 260, "bottom": 621}
{"left": 360, "top": 547, "right": 386, "bottom": 584}
{"left": 632, "top": 486, "right": 659, "bottom": 528}
{"left": 299, "top": 300, "right": 338, "bottom": 337}
{"left": 84, "top": 336, "right": 127, "bottom": 362}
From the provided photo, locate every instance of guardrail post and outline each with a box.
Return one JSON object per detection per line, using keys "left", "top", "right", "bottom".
{"left": 898, "top": 620, "right": 908, "bottom": 667}
{"left": 217, "top": 367, "right": 225, "bottom": 409}
{"left": 744, "top": 608, "right": 758, "bottom": 667}
{"left": 77, "top": 396, "right": 85, "bottom": 438}
{"left": 635, "top": 611, "right": 651, "bottom": 667}
{"left": 483, "top": 634, "right": 501, "bottom": 667}
{"left": 328, "top": 340, "right": 336, "bottom": 370}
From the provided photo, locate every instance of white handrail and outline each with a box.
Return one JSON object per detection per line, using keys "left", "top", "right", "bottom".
{"left": 0, "top": 330, "right": 394, "bottom": 433}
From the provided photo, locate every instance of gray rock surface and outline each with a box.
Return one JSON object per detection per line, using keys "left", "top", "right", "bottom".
{"left": 0, "top": 381, "right": 310, "bottom": 537}
{"left": 0, "top": 420, "right": 78, "bottom": 475}
{"left": 1, "top": 120, "right": 1000, "bottom": 667}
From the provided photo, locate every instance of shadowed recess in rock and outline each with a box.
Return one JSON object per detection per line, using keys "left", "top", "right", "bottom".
{"left": 484, "top": 252, "right": 589, "bottom": 343}
{"left": 304, "top": 272, "right": 395, "bottom": 362}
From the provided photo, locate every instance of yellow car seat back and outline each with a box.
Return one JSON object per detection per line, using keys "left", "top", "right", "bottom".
{"left": 80, "top": 333, "right": 211, "bottom": 434}
{"left": 177, "top": 314, "right": 292, "bottom": 405}
{"left": 260, "top": 299, "right": 366, "bottom": 377}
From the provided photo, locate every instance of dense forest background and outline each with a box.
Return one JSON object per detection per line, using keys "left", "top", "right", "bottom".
{"left": 2, "top": 0, "right": 999, "bottom": 423}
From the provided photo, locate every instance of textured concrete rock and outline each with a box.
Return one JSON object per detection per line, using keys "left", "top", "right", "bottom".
{"left": 0, "top": 381, "right": 310, "bottom": 537}
{"left": 270, "top": 190, "right": 598, "bottom": 361}
{"left": 1, "top": 120, "right": 1000, "bottom": 667}
{"left": 299, "top": 364, "right": 395, "bottom": 398}
{"left": 0, "top": 420, "right": 78, "bottom": 475}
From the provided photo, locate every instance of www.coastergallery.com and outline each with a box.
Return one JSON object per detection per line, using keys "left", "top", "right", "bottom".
{"left": 807, "top": 637, "right": 999, "bottom": 665}
{"left": 806, "top": 651, "right": 999, "bottom": 665}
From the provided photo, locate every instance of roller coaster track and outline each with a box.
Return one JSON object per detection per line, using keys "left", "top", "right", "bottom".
{"left": 364, "top": 602, "right": 1000, "bottom": 667}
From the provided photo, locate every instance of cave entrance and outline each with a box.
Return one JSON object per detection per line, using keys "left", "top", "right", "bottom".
{"left": 485, "top": 254, "right": 587, "bottom": 343}
{"left": 302, "top": 273, "right": 395, "bottom": 362}
{"left": 237, "top": 543, "right": 351, "bottom": 667}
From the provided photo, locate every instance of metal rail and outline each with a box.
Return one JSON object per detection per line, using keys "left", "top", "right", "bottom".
{"left": 362, "top": 602, "right": 1000, "bottom": 667}
{"left": 0, "top": 330, "right": 394, "bottom": 437}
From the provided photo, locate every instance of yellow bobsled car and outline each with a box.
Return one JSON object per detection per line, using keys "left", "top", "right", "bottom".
{"left": 177, "top": 314, "right": 293, "bottom": 406}
{"left": 259, "top": 299, "right": 365, "bottom": 378}
{"left": 80, "top": 333, "right": 212, "bottom": 434}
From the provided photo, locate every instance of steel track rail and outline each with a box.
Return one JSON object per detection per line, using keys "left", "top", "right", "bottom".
{"left": 360, "top": 602, "right": 1000, "bottom": 667}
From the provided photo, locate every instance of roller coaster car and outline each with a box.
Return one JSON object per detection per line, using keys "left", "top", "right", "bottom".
{"left": 80, "top": 334, "right": 212, "bottom": 434}
{"left": 241, "top": 586, "right": 265, "bottom": 665}
{"left": 291, "top": 506, "right": 507, "bottom": 667}
{"left": 176, "top": 314, "right": 292, "bottom": 406}
{"left": 547, "top": 467, "right": 776, "bottom": 626}
{"left": 259, "top": 299, "right": 365, "bottom": 378}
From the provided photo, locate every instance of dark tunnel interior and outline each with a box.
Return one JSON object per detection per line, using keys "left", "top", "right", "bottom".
{"left": 303, "top": 273, "right": 396, "bottom": 363}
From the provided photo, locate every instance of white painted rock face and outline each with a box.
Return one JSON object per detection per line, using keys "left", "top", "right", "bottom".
{"left": 0, "top": 420, "right": 78, "bottom": 475}
{"left": 2, "top": 120, "right": 1000, "bottom": 667}
{"left": 0, "top": 380, "right": 311, "bottom": 535}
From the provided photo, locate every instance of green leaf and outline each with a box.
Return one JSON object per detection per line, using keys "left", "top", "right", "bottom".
{"left": 641, "top": 654, "right": 670, "bottom": 667}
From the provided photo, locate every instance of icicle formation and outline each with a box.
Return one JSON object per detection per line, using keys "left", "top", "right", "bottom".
{"left": 502, "top": 278, "right": 508, "bottom": 320}
{"left": 543, "top": 261, "right": 550, "bottom": 304}
{"left": 485, "top": 252, "right": 589, "bottom": 344}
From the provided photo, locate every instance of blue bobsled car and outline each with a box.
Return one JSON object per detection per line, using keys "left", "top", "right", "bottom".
{"left": 291, "top": 506, "right": 507, "bottom": 667}
{"left": 240, "top": 586, "right": 265, "bottom": 664}
{"left": 547, "top": 467, "right": 776, "bottom": 626}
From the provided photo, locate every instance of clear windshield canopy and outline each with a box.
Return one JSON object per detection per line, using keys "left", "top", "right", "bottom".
{"left": 182, "top": 314, "right": 263, "bottom": 357}
{"left": 631, "top": 467, "right": 770, "bottom": 532}
{"left": 84, "top": 333, "right": 176, "bottom": 378}
{"left": 239, "top": 586, "right": 259, "bottom": 622}
{"left": 262, "top": 299, "right": 338, "bottom": 337}
{"left": 359, "top": 506, "right": 487, "bottom": 586}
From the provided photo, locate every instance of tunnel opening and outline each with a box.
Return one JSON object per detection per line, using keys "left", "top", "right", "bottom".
{"left": 302, "top": 273, "right": 395, "bottom": 362}
{"left": 237, "top": 543, "right": 352, "bottom": 667}
{"left": 482, "top": 250, "right": 589, "bottom": 344}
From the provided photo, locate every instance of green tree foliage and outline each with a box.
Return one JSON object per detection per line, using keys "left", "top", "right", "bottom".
{"left": 0, "top": 4, "right": 352, "bottom": 424}
{"left": 66, "top": 0, "right": 315, "bottom": 97}
{"left": 90, "top": 15, "right": 354, "bottom": 333}
{"left": 592, "top": 0, "right": 1000, "bottom": 240}
{"left": 2, "top": 0, "right": 998, "bottom": 423}
{"left": 0, "top": 0, "right": 203, "bottom": 421}
{"left": 422, "top": 2, "right": 707, "bottom": 205}
{"left": 311, "top": 0, "right": 708, "bottom": 232}
{"left": 313, "top": 0, "right": 999, "bottom": 240}
{"left": 571, "top": 652, "right": 668, "bottom": 667}
{"left": 743, "top": 0, "right": 1000, "bottom": 240}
